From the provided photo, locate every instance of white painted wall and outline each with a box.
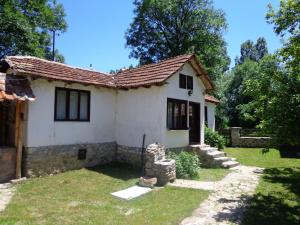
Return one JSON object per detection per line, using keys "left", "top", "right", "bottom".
{"left": 115, "top": 86, "right": 165, "bottom": 148}
{"left": 205, "top": 102, "right": 216, "bottom": 131}
{"left": 25, "top": 62, "right": 208, "bottom": 149}
{"left": 163, "top": 63, "right": 206, "bottom": 147}
{"left": 25, "top": 79, "right": 116, "bottom": 147}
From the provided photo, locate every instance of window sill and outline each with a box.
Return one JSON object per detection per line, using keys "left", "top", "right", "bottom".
{"left": 54, "top": 120, "right": 90, "bottom": 122}
{"left": 167, "top": 129, "right": 189, "bottom": 131}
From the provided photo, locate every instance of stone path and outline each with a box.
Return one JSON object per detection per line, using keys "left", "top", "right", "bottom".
{"left": 179, "top": 166, "right": 263, "bottom": 225}
{"left": 0, "top": 183, "right": 15, "bottom": 212}
{"left": 169, "top": 179, "right": 216, "bottom": 191}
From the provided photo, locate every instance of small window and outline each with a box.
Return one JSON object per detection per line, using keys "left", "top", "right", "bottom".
{"left": 187, "top": 76, "right": 193, "bottom": 90}
{"left": 55, "top": 87, "right": 90, "bottom": 121}
{"left": 179, "top": 74, "right": 186, "bottom": 89}
{"left": 179, "top": 74, "right": 193, "bottom": 90}
{"left": 167, "top": 98, "right": 187, "bottom": 130}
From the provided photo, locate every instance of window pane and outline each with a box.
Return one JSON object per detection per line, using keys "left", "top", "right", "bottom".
{"left": 174, "top": 103, "right": 180, "bottom": 128}
{"left": 167, "top": 101, "right": 173, "bottom": 128}
{"left": 69, "top": 91, "right": 79, "bottom": 120}
{"left": 179, "top": 74, "right": 186, "bottom": 89}
{"left": 187, "top": 76, "right": 193, "bottom": 90}
{"left": 181, "top": 103, "right": 187, "bottom": 128}
{"left": 80, "top": 92, "right": 89, "bottom": 120}
{"left": 56, "top": 89, "right": 66, "bottom": 120}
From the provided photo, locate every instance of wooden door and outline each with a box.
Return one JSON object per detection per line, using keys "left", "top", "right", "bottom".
{"left": 189, "top": 102, "right": 200, "bottom": 143}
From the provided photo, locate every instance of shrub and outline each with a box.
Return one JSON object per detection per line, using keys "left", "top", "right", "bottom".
{"left": 167, "top": 151, "right": 200, "bottom": 179}
{"left": 205, "top": 127, "right": 225, "bottom": 150}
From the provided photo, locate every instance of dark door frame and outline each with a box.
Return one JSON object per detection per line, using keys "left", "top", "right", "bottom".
{"left": 189, "top": 101, "right": 200, "bottom": 144}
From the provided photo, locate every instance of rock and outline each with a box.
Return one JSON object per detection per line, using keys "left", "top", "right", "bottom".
{"left": 139, "top": 176, "right": 157, "bottom": 188}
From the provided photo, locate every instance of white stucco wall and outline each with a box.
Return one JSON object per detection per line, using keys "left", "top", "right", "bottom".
{"left": 163, "top": 63, "right": 206, "bottom": 147}
{"left": 25, "top": 79, "right": 116, "bottom": 147}
{"left": 205, "top": 102, "right": 216, "bottom": 131}
{"left": 25, "top": 62, "right": 208, "bottom": 149}
{"left": 115, "top": 86, "right": 165, "bottom": 148}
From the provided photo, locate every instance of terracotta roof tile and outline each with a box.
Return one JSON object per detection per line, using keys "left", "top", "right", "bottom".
{"left": 115, "top": 54, "right": 214, "bottom": 90}
{"left": 205, "top": 95, "right": 220, "bottom": 104}
{"left": 3, "top": 56, "right": 115, "bottom": 88}
{"left": 1, "top": 54, "right": 214, "bottom": 90}
{"left": 0, "top": 73, "right": 35, "bottom": 101}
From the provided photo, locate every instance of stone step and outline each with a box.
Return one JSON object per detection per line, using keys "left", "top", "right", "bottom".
{"left": 214, "top": 157, "right": 231, "bottom": 163}
{"left": 199, "top": 147, "right": 218, "bottom": 152}
{"left": 222, "top": 161, "right": 240, "bottom": 168}
{"left": 207, "top": 151, "right": 225, "bottom": 158}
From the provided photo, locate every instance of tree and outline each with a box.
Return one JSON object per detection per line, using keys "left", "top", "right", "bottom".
{"left": 125, "top": 0, "right": 230, "bottom": 81}
{"left": 267, "top": 0, "right": 300, "bottom": 70}
{"left": 241, "top": 0, "right": 300, "bottom": 147}
{"left": 225, "top": 37, "right": 269, "bottom": 128}
{"left": 235, "top": 37, "right": 268, "bottom": 65}
{"left": 226, "top": 59, "right": 261, "bottom": 128}
{"left": 0, "top": 0, "right": 67, "bottom": 62}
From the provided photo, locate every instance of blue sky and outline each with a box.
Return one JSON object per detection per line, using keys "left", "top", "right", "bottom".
{"left": 57, "top": 0, "right": 281, "bottom": 73}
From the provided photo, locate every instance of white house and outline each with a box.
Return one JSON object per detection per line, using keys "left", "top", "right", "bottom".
{"left": 0, "top": 54, "right": 219, "bottom": 180}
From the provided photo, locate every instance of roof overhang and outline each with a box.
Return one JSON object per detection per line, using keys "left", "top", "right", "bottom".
{"left": 0, "top": 73, "right": 35, "bottom": 102}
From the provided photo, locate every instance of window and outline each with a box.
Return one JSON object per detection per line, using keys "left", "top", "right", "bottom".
{"left": 179, "top": 74, "right": 193, "bottom": 90}
{"left": 205, "top": 106, "right": 208, "bottom": 125}
{"left": 55, "top": 87, "right": 90, "bottom": 121}
{"left": 167, "top": 98, "right": 187, "bottom": 130}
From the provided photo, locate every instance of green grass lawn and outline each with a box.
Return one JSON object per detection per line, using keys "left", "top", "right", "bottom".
{"left": 0, "top": 164, "right": 209, "bottom": 225}
{"left": 225, "top": 148, "right": 300, "bottom": 225}
{"left": 197, "top": 168, "right": 230, "bottom": 182}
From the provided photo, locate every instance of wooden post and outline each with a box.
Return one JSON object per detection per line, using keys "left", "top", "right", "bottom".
{"left": 15, "top": 101, "right": 24, "bottom": 179}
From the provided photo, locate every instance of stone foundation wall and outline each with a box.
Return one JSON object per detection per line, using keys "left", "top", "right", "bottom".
{"left": 115, "top": 145, "right": 142, "bottom": 167}
{"left": 23, "top": 142, "right": 116, "bottom": 177}
{"left": 231, "top": 127, "right": 271, "bottom": 148}
{"left": 0, "top": 147, "right": 16, "bottom": 183}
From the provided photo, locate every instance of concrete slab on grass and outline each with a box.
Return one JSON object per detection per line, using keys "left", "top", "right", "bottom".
{"left": 111, "top": 185, "right": 152, "bottom": 200}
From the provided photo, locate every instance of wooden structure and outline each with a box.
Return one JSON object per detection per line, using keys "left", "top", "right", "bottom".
{"left": 0, "top": 73, "right": 35, "bottom": 182}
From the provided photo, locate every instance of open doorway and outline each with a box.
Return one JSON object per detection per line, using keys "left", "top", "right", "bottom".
{"left": 189, "top": 102, "right": 200, "bottom": 144}
{"left": 0, "top": 101, "right": 16, "bottom": 146}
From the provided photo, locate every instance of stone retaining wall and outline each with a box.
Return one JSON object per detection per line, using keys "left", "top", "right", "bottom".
{"left": 23, "top": 142, "right": 116, "bottom": 177}
{"left": 116, "top": 145, "right": 142, "bottom": 167}
{"left": 0, "top": 147, "right": 16, "bottom": 183}
{"left": 231, "top": 127, "right": 271, "bottom": 148}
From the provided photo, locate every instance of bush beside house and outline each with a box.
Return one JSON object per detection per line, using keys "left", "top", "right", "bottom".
{"left": 205, "top": 127, "right": 225, "bottom": 150}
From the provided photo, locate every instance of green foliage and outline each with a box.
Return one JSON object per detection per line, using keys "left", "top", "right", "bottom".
{"left": 0, "top": 0, "right": 67, "bottom": 62}
{"left": 167, "top": 151, "right": 200, "bottom": 179}
{"left": 204, "top": 127, "right": 225, "bottom": 149}
{"left": 267, "top": 0, "right": 300, "bottom": 70}
{"left": 237, "top": 0, "right": 300, "bottom": 147}
{"left": 125, "top": 0, "right": 230, "bottom": 81}
{"left": 214, "top": 71, "right": 232, "bottom": 128}
{"left": 235, "top": 37, "right": 268, "bottom": 65}
{"left": 225, "top": 38, "right": 269, "bottom": 128}
{"left": 242, "top": 55, "right": 300, "bottom": 147}
{"left": 226, "top": 59, "right": 261, "bottom": 128}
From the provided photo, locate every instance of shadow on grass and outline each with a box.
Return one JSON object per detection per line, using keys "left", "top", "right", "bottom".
{"left": 242, "top": 167, "right": 300, "bottom": 225}
{"left": 87, "top": 162, "right": 141, "bottom": 181}
{"left": 279, "top": 146, "right": 300, "bottom": 158}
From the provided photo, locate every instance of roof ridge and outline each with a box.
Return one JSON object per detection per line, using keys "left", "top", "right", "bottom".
{"left": 6, "top": 56, "right": 111, "bottom": 76}
{"left": 115, "top": 53, "right": 194, "bottom": 76}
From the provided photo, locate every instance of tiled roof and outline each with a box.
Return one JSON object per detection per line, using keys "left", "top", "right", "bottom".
{"left": 0, "top": 54, "right": 214, "bottom": 90}
{"left": 205, "top": 95, "right": 220, "bottom": 104}
{"left": 115, "top": 54, "right": 214, "bottom": 90}
{"left": 2, "top": 56, "right": 115, "bottom": 88}
{"left": 0, "top": 73, "right": 35, "bottom": 101}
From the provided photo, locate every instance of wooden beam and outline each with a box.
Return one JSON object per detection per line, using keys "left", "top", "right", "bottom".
{"left": 14, "top": 101, "right": 20, "bottom": 147}
{"left": 15, "top": 101, "right": 24, "bottom": 179}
